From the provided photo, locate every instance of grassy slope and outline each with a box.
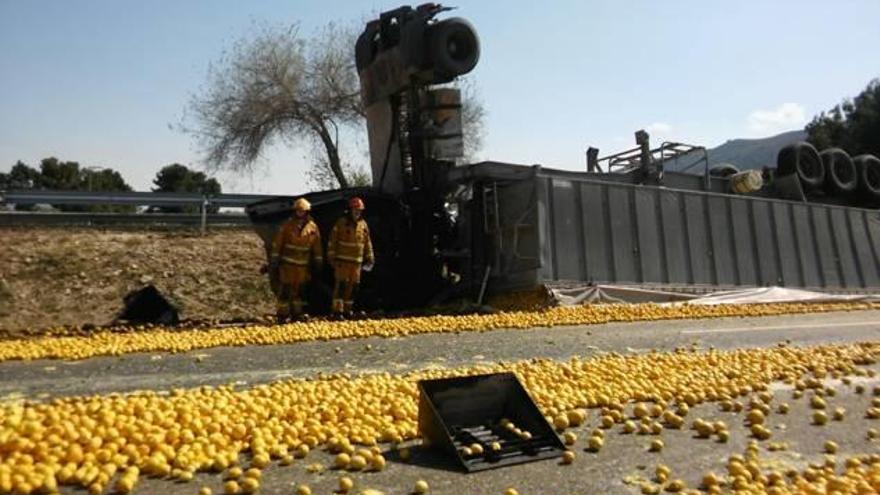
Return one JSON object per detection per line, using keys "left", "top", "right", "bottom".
{"left": 0, "top": 227, "right": 274, "bottom": 335}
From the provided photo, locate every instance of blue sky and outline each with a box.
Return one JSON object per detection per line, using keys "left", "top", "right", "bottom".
{"left": 1, "top": 0, "right": 878, "bottom": 193}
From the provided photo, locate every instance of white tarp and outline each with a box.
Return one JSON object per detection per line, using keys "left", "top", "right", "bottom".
{"left": 676, "top": 286, "right": 880, "bottom": 305}
{"left": 549, "top": 285, "right": 880, "bottom": 306}
{"left": 550, "top": 285, "right": 696, "bottom": 305}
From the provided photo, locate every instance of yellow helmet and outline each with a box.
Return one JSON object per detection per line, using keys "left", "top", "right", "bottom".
{"left": 293, "top": 198, "right": 311, "bottom": 211}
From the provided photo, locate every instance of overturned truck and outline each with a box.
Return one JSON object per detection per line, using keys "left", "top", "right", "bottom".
{"left": 247, "top": 4, "right": 880, "bottom": 313}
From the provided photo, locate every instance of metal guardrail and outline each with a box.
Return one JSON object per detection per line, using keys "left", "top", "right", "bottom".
{"left": 0, "top": 211, "right": 251, "bottom": 227}
{"left": 0, "top": 190, "right": 278, "bottom": 230}
{"left": 0, "top": 190, "right": 276, "bottom": 208}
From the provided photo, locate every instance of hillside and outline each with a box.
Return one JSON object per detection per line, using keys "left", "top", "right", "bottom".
{"left": 707, "top": 129, "right": 808, "bottom": 170}
{"left": 665, "top": 129, "right": 807, "bottom": 173}
{"left": 0, "top": 227, "right": 275, "bottom": 335}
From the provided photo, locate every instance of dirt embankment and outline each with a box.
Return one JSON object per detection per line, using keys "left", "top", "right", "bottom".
{"left": 0, "top": 227, "right": 274, "bottom": 335}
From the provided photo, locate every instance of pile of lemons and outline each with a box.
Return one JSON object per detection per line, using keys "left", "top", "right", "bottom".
{"left": 635, "top": 389, "right": 880, "bottom": 494}
{"left": 648, "top": 445, "right": 880, "bottom": 494}
{"left": 0, "top": 301, "right": 876, "bottom": 362}
{"left": 0, "top": 342, "right": 878, "bottom": 494}
{"left": 487, "top": 289, "right": 552, "bottom": 312}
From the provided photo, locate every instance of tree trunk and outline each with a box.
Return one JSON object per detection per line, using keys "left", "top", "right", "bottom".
{"left": 316, "top": 122, "right": 348, "bottom": 189}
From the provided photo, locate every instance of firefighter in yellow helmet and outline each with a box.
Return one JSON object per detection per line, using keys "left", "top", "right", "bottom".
{"left": 270, "top": 197, "right": 322, "bottom": 321}
{"left": 327, "top": 196, "right": 374, "bottom": 317}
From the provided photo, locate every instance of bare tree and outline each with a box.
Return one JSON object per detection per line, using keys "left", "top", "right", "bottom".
{"left": 189, "top": 23, "right": 361, "bottom": 188}
{"left": 304, "top": 142, "right": 371, "bottom": 190}
{"left": 458, "top": 78, "right": 486, "bottom": 163}
{"left": 188, "top": 21, "right": 486, "bottom": 190}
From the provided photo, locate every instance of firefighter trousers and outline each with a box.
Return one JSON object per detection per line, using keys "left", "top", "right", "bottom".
{"left": 331, "top": 261, "right": 361, "bottom": 313}
{"left": 277, "top": 264, "right": 310, "bottom": 317}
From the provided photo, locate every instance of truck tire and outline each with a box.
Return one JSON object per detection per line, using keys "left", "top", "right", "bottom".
{"left": 854, "top": 154, "right": 880, "bottom": 203}
{"left": 429, "top": 17, "right": 480, "bottom": 79}
{"left": 709, "top": 163, "right": 739, "bottom": 177}
{"left": 820, "top": 148, "right": 857, "bottom": 195}
{"left": 777, "top": 141, "right": 825, "bottom": 190}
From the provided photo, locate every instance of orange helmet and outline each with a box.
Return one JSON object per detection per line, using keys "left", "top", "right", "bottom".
{"left": 348, "top": 197, "right": 365, "bottom": 210}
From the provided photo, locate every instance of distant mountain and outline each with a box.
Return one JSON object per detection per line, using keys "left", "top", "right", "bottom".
{"left": 665, "top": 129, "right": 807, "bottom": 173}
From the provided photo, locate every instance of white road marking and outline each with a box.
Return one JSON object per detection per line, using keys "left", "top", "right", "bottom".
{"left": 681, "top": 320, "right": 880, "bottom": 335}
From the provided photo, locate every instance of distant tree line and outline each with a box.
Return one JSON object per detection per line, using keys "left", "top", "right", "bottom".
{"left": 0, "top": 159, "right": 222, "bottom": 213}
{"left": 150, "top": 163, "right": 222, "bottom": 214}
{"left": 0, "top": 158, "right": 133, "bottom": 212}
{"left": 807, "top": 78, "right": 880, "bottom": 156}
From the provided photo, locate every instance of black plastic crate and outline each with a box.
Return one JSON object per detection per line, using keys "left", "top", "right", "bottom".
{"left": 417, "top": 372, "right": 566, "bottom": 472}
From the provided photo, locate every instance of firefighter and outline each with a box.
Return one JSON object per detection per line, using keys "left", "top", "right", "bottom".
{"left": 270, "top": 198, "right": 322, "bottom": 322}
{"left": 327, "top": 197, "right": 374, "bottom": 317}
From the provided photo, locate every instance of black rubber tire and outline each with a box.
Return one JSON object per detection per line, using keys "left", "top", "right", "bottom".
{"left": 820, "top": 148, "right": 857, "bottom": 195}
{"left": 429, "top": 17, "right": 480, "bottom": 79}
{"left": 777, "top": 141, "right": 825, "bottom": 190}
{"left": 854, "top": 154, "right": 880, "bottom": 203}
{"left": 709, "top": 163, "right": 739, "bottom": 177}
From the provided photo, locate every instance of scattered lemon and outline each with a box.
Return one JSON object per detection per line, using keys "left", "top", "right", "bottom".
{"left": 223, "top": 481, "right": 239, "bottom": 495}
{"left": 339, "top": 476, "right": 354, "bottom": 493}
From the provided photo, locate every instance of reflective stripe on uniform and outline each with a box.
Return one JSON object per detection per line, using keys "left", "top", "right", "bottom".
{"left": 280, "top": 257, "right": 309, "bottom": 266}
{"left": 281, "top": 245, "right": 312, "bottom": 264}
{"left": 335, "top": 255, "right": 363, "bottom": 263}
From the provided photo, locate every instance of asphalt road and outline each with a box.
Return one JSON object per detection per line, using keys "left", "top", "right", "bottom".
{"left": 2, "top": 310, "right": 880, "bottom": 495}
{"left": 1, "top": 309, "right": 878, "bottom": 399}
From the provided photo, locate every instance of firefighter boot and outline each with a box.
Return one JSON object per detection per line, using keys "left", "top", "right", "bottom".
{"left": 331, "top": 280, "right": 347, "bottom": 319}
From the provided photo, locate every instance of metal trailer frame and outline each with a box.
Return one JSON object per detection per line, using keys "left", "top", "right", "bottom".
{"left": 450, "top": 162, "right": 880, "bottom": 294}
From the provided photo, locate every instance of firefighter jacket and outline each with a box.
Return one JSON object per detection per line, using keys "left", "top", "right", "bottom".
{"left": 327, "top": 216, "right": 374, "bottom": 266}
{"left": 271, "top": 217, "right": 323, "bottom": 267}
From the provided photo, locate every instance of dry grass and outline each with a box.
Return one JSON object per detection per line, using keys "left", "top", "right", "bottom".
{"left": 0, "top": 227, "right": 274, "bottom": 335}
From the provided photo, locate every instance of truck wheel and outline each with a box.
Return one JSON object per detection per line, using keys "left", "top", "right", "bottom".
{"left": 429, "top": 17, "right": 480, "bottom": 79}
{"left": 855, "top": 154, "right": 880, "bottom": 203}
{"left": 820, "top": 148, "right": 857, "bottom": 195}
{"left": 777, "top": 141, "right": 825, "bottom": 190}
{"left": 709, "top": 163, "right": 739, "bottom": 178}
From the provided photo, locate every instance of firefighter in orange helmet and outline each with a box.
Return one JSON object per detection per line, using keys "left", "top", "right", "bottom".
{"left": 327, "top": 196, "right": 374, "bottom": 317}
{"left": 270, "top": 197, "right": 322, "bottom": 321}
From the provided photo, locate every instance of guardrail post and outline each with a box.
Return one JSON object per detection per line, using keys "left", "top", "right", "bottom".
{"left": 200, "top": 197, "right": 208, "bottom": 235}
